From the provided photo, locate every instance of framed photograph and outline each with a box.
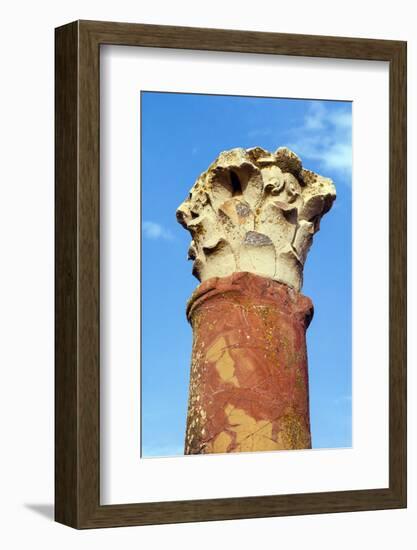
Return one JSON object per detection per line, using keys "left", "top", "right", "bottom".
{"left": 55, "top": 20, "right": 406, "bottom": 528}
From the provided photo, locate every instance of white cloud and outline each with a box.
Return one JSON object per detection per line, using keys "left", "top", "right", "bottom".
{"left": 143, "top": 221, "right": 174, "bottom": 241}
{"left": 304, "top": 102, "right": 326, "bottom": 130}
{"left": 328, "top": 110, "right": 352, "bottom": 129}
{"left": 289, "top": 102, "right": 352, "bottom": 179}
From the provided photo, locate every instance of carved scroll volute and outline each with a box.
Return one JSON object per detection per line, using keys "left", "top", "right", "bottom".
{"left": 176, "top": 147, "right": 336, "bottom": 291}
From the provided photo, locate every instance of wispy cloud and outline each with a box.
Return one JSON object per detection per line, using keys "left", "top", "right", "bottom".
{"left": 304, "top": 102, "right": 326, "bottom": 130}
{"left": 288, "top": 102, "right": 352, "bottom": 179}
{"left": 143, "top": 221, "right": 174, "bottom": 241}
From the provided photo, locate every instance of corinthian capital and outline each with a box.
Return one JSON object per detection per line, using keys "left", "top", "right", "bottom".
{"left": 176, "top": 147, "right": 336, "bottom": 291}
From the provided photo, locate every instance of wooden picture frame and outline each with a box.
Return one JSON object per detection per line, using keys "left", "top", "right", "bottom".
{"left": 55, "top": 20, "right": 407, "bottom": 528}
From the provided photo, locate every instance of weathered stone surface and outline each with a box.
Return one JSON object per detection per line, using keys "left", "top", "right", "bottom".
{"left": 184, "top": 272, "right": 313, "bottom": 454}
{"left": 178, "top": 147, "right": 336, "bottom": 454}
{"left": 177, "top": 147, "right": 336, "bottom": 291}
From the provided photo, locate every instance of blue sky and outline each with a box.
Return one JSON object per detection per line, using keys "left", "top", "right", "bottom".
{"left": 141, "top": 92, "right": 352, "bottom": 457}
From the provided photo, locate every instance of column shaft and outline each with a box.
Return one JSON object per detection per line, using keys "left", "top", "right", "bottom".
{"left": 184, "top": 272, "right": 313, "bottom": 454}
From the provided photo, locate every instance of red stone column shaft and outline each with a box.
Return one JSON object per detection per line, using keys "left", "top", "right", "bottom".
{"left": 184, "top": 272, "right": 313, "bottom": 454}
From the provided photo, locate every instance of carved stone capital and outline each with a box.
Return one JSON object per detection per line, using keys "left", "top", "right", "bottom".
{"left": 177, "top": 147, "right": 336, "bottom": 291}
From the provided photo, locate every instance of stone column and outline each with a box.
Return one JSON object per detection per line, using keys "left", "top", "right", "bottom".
{"left": 177, "top": 147, "right": 336, "bottom": 454}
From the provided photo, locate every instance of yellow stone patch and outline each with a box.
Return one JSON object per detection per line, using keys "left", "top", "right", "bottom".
{"left": 206, "top": 336, "right": 226, "bottom": 362}
{"left": 212, "top": 431, "right": 232, "bottom": 453}
{"left": 234, "top": 351, "right": 255, "bottom": 371}
{"left": 209, "top": 405, "right": 310, "bottom": 454}
{"left": 224, "top": 403, "right": 282, "bottom": 452}
{"left": 206, "top": 337, "right": 240, "bottom": 387}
